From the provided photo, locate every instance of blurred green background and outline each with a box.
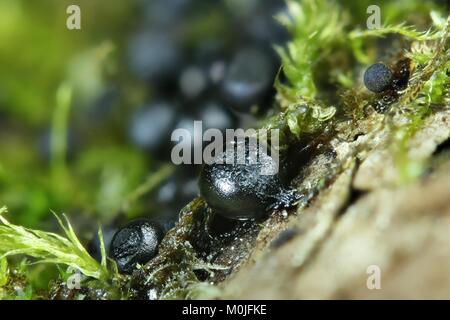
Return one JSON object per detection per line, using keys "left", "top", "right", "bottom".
{"left": 0, "top": 0, "right": 159, "bottom": 231}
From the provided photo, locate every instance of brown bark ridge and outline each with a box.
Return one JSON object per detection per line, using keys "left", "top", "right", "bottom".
{"left": 214, "top": 109, "right": 450, "bottom": 299}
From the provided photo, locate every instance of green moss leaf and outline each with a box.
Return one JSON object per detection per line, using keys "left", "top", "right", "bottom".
{"left": 0, "top": 257, "right": 7, "bottom": 287}
{"left": 0, "top": 206, "right": 114, "bottom": 281}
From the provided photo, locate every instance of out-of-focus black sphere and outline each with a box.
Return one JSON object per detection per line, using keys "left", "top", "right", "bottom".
{"left": 221, "top": 47, "right": 276, "bottom": 113}
{"left": 127, "top": 31, "right": 181, "bottom": 82}
{"left": 128, "top": 101, "right": 177, "bottom": 153}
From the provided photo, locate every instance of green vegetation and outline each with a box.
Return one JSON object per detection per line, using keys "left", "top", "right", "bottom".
{"left": 0, "top": 0, "right": 448, "bottom": 299}
{"left": 270, "top": 0, "right": 449, "bottom": 142}
{"left": 0, "top": 206, "right": 113, "bottom": 280}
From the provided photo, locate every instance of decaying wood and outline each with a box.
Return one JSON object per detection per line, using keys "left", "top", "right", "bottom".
{"left": 215, "top": 109, "right": 450, "bottom": 299}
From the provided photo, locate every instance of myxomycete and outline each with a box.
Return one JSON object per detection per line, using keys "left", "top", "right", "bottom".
{"left": 110, "top": 219, "right": 164, "bottom": 273}
{"left": 363, "top": 62, "right": 394, "bottom": 93}
{"left": 199, "top": 139, "right": 301, "bottom": 220}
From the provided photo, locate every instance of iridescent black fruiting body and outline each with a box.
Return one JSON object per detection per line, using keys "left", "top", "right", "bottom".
{"left": 199, "top": 139, "right": 300, "bottom": 220}
{"left": 110, "top": 219, "right": 164, "bottom": 273}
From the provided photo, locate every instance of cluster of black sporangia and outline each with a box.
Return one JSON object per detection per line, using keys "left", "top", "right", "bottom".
{"left": 126, "top": 0, "right": 287, "bottom": 159}
{"left": 86, "top": 0, "right": 293, "bottom": 274}
{"left": 96, "top": 0, "right": 295, "bottom": 272}
{"left": 108, "top": 139, "right": 301, "bottom": 273}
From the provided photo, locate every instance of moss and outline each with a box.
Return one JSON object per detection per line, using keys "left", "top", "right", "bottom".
{"left": 275, "top": 0, "right": 349, "bottom": 103}
{"left": 0, "top": 207, "right": 118, "bottom": 289}
{"left": 0, "top": 0, "right": 449, "bottom": 300}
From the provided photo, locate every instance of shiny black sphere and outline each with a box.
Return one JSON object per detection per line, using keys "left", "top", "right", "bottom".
{"left": 110, "top": 219, "right": 164, "bottom": 273}
{"left": 199, "top": 139, "right": 298, "bottom": 220}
